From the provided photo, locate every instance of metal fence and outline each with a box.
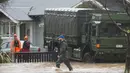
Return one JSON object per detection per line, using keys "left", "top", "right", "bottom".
{"left": 14, "top": 52, "right": 58, "bottom": 63}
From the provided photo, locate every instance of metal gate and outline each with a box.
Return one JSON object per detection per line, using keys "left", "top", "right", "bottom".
{"left": 14, "top": 52, "right": 58, "bottom": 63}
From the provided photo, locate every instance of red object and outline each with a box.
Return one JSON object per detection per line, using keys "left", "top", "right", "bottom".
{"left": 21, "top": 49, "right": 30, "bottom": 52}
{"left": 38, "top": 48, "right": 41, "bottom": 52}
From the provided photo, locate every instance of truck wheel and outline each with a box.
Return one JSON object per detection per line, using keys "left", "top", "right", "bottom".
{"left": 83, "top": 53, "right": 93, "bottom": 63}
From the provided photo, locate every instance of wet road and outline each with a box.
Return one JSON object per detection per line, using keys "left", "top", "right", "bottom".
{"left": 0, "top": 62, "right": 125, "bottom": 73}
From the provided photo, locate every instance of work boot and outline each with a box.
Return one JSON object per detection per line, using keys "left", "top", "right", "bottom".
{"left": 55, "top": 67, "right": 62, "bottom": 71}
{"left": 69, "top": 68, "right": 73, "bottom": 71}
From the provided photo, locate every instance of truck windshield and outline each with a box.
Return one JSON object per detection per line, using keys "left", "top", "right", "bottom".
{"left": 98, "top": 22, "right": 129, "bottom": 37}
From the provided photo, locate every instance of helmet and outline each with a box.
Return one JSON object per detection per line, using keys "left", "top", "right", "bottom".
{"left": 24, "top": 36, "right": 28, "bottom": 40}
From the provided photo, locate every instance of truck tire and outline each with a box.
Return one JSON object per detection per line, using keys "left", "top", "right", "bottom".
{"left": 83, "top": 53, "right": 93, "bottom": 63}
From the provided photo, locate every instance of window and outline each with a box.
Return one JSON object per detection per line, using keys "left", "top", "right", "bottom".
{"left": 3, "top": 24, "right": 9, "bottom": 37}
{"left": 6, "top": 42, "right": 10, "bottom": 48}
{"left": 92, "top": 26, "right": 96, "bottom": 36}
{"left": 1, "top": 42, "right": 8, "bottom": 48}
{"left": 0, "top": 23, "right": 16, "bottom": 37}
{"left": 11, "top": 25, "right": 16, "bottom": 35}
{"left": 99, "top": 22, "right": 125, "bottom": 37}
{"left": 27, "top": 29, "right": 30, "bottom": 36}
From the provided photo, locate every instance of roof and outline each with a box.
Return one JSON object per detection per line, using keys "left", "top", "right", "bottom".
{"left": 8, "top": 0, "right": 81, "bottom": 15}
{"left": 0, "top": 8, "right": 18, "bottom": 23}
{"left": 45, "top": 8, "right": 94, "bottom": 12}
{"left": 74, "top": 0, "right": 125, "bottom": 11}
{"left": 5, "top": 7, "right": 32, "bottom": 21}
{"left": 0, "top": 7, "right": 32, "bottom": 23}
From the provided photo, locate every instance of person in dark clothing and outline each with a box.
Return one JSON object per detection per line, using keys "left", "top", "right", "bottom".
{"left": 21, "top": 35, "right": 30, "bottom": 62}
{"left": 55, "top": 35, "right": 73, "bottom": 71}
{"left": 22, "top": 36, "right": 30, "bottom": 52}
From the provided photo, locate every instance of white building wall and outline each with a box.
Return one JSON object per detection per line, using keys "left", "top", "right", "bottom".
{"left": 24, "top": 22, "right": 33, "bottom": 43}
{"left": 16, "top": 24, "right": 20, "bottom": 39}
{"left": 32, "top": 22, "right": 36, "bottom": 45}
{"left": 33, "top": 22, "right": 44, "bottom": 51}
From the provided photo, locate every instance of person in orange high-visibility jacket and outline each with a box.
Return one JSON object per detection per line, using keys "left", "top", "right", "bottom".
{"left": 10, "top": 34, "right": 21, "bottom": 53}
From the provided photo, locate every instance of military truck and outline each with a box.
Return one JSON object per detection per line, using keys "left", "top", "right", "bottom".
{"left": 44, "top": 8, "right": 129, "bottom": 62}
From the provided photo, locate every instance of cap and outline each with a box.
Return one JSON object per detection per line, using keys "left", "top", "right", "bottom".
{"left": 58, "top": 35, "right": 65, "bottom": 39}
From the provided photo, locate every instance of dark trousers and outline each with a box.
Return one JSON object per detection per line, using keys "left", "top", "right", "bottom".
{"left": 23, "top": 54, "right": 29, "bottom": 62}
{"left": 56, "top": 55, "right": 73, "bottom": 71}
{"left": 21, "top": 49, "right": 30, "bottom": 62}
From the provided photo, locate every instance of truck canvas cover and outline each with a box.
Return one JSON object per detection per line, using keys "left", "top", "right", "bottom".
{"left": 44, "top": 8, "right": 94, "bottom": 45}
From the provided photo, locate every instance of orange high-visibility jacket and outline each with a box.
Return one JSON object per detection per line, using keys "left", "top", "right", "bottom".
{"left": 10, "top": 40, "right": 21, "bottom": 53}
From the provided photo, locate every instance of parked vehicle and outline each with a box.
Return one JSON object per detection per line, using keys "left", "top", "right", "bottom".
{"left": 44, "top": 8, "right": 129, "bottom": 62}
{"left": 0, "top": 40, "right": 41, "bottom": 53}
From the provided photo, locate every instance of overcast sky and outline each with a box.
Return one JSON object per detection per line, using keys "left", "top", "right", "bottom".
{"left": 8, "top": 0, "right": 81, "bottom": 8}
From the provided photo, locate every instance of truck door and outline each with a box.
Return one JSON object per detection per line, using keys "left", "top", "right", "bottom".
{"left": 81, "top": 23, "right": 88, "bottom": 44}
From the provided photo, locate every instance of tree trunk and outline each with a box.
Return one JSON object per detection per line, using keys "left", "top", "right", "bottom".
{"left": 125, "top": 33, "right": 130, "bottom": 73}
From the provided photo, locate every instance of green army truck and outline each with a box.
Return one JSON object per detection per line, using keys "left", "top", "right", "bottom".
{"left": 44, "top": 8, "right": 129, "bottom": 62}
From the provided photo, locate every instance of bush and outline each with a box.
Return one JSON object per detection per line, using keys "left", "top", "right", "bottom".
{"left": 0, "top": 37, "right": 11, "bottom": 63}
{"left": 0, "top": 52, "right": 11, "bottom": 63}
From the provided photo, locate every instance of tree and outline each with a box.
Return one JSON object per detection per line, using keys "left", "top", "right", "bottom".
{"left": 123, "top": 0, "right": 130, "bottom": 73}
{"left": 0, "top": 0, "right": 8, "bottom": 7}
{"left": 0, "top": 0, "right": 8, "bottom": 3}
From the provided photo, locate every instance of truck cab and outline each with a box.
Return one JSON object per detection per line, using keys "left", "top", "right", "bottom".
{"left": 78, "top": 13, "right": 129, "bottom": 62}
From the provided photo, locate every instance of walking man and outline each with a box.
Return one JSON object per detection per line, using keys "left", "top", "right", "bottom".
{"left": 55, "top": 35, "right": 73, "bottom": 71}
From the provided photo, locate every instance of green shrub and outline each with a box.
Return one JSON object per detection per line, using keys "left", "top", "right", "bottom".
{"left": 0, "top": 52, "right": 11, "bottom": 63}
{"left": 0, "top": 37, "right": 11, "bottom": 63}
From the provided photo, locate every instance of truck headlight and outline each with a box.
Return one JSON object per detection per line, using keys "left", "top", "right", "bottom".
{"left": 96, "top": 44, "right": 100, "bottom": 49}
